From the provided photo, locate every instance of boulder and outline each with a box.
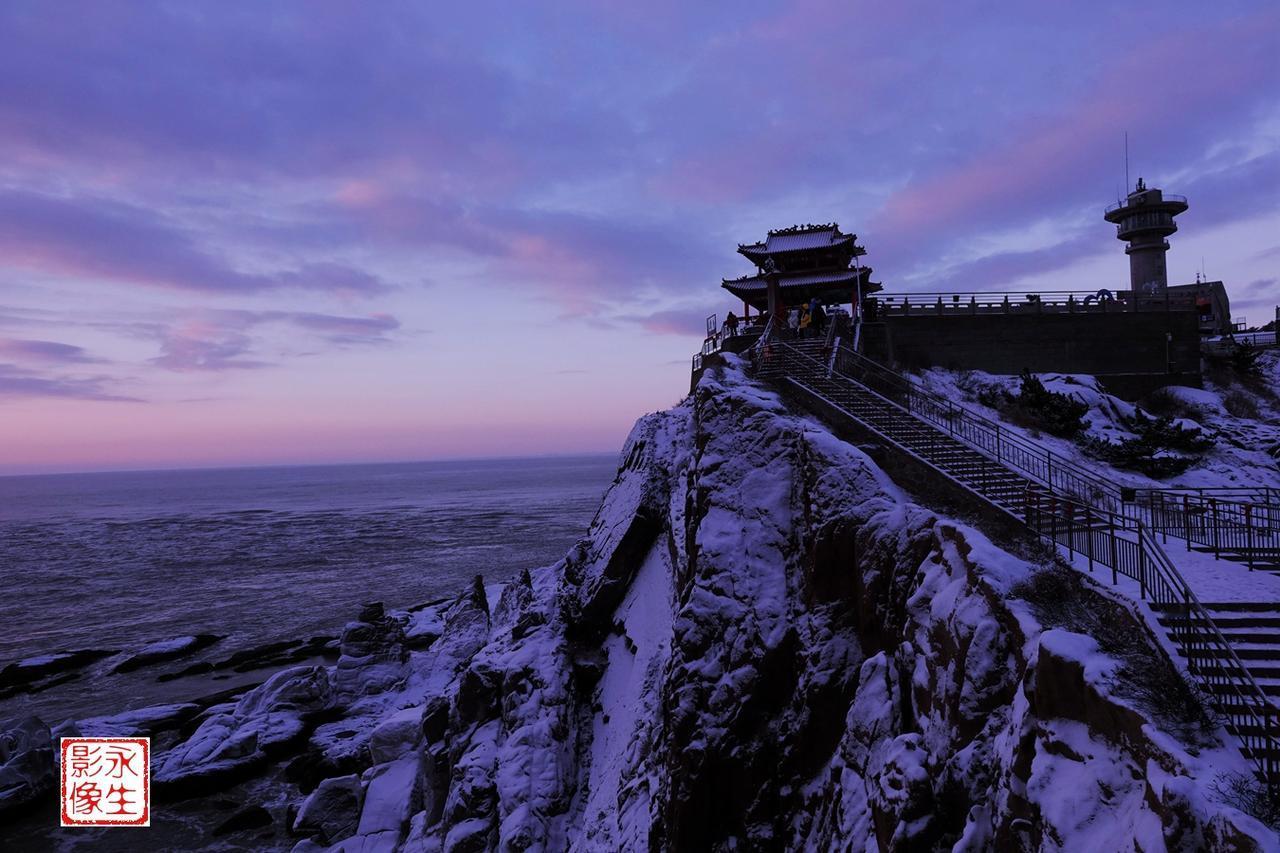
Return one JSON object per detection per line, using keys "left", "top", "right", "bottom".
{"left": 155, "top": 665, "right": 333, "bottom": 796}
{"left": 212, "top": 804, "right": 273, "bottom": 836}
{"left": 0, "top": 716, "right": 54, "bottom": 817}
{"left": 367, "top": 705, "right": 425, "bottom": 764}
{"left": 293, "top": 773, "right": 363, "bottom": 844}
{"left": 335, "top": 603, "right": 410, "bottom": 699}
{"left": 356, "top": 754, "right": 422, "bottom": 837}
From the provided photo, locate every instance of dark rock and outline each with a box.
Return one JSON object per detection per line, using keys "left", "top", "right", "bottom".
{"left": 292, "top": 773, "right": 362, "bottom": 844}
{"left": 0, "top": 649, "right": 118, "bottom": 693}
{"left": 113, "top": 634, "right": 223, "bottom": 673}
{"left": 0, "top": 716, "right": 54, "bottom": 818}
{"left": 212, "top": 804, "right": 272, "bottom": 836}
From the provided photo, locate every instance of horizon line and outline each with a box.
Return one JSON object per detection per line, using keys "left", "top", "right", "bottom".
{"left": 0, "top": 449, "right": 622, "bottom": 480}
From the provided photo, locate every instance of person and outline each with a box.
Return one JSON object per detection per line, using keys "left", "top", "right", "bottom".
{"left": 724, "top": 311, "right": 739, "bottom": 337}
{"left": 787, "top": 306, "right": 801, "bottom": 337}
{"left": 798, "top": 306, "right": 812, "bottom": 337}
{"left": 811, "top": 300, "right": 827, "bottom": 335}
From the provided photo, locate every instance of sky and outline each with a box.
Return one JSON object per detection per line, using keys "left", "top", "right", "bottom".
{"left": 0, "top": 2, "right": 1277, "bottom": 474}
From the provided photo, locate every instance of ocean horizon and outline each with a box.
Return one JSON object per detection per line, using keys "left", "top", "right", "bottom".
{"left": 1, "top": 453, "right": 617, "bottom": 722}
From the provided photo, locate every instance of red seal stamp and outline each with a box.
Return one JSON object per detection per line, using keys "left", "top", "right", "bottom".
{"left": 60, "top": 737, "right": 150, "bottom": 827}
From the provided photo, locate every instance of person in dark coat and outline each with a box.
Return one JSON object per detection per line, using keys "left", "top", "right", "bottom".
{"left": 811, "top": 300, "right": 827, "bottom": 334}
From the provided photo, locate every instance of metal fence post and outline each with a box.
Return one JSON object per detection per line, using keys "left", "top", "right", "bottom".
{"left": 1109, "top": 515, "right": 1118, "bottom": 585}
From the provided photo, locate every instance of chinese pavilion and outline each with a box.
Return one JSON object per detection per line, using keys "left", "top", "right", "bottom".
{"left": 722, "top": 223, "right": 881, "bottom": 319}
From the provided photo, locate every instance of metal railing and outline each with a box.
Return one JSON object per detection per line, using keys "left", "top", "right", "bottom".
{"left": 745, "top": 329, "right": 1279, "bottom": 569}
{"left": 823, "top": 340, "right": 1126, "bottom": 511}
{"left": 1132, "top": 490, "right": 1280, "bottom": 569}
{"left": 1105, "top": 192, "right": 1189, "bottom": 214}
{"left": 867, "top": 289, "right": 1198, "bottom": 318}
{"left": 759, "top": 338, "right": 1280, "bottom": 785}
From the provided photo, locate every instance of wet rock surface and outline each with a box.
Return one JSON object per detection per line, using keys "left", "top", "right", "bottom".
{"left": 113, "top": 634, "right": 224, "bottom": 673}
{"left": 0, "top": 649, "right": 119, "bottom": 699}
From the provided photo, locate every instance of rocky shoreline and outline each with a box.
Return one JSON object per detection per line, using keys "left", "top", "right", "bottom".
{"left": 2, "top": 356, "right": 1277, "bottom": 850}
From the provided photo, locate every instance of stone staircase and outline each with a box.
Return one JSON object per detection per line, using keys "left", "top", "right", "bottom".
{"left": 1153, "top": 602, "right": 1280, "bottom": 769}
{"left": 776, "top": 338, "right": 1045, "bottom": 514}
{"left": 755, "top": 335, "right": 1280, "bottom": 787}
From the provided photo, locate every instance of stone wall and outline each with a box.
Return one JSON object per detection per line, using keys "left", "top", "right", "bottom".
{"left": 863, "top": 310, "right": 1201, "bottom": 395}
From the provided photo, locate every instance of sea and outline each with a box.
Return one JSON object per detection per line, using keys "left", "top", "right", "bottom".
{"left": 0, "top": 455, "right": 616, "bottom": 722}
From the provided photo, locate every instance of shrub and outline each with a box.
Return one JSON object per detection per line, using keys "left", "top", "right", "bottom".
{"left": 1222, "top": 388, "right": 1260, "bottom": 420}
{"left": 1210, "top": 772, "right": 1280, "bottom": 829}
{"left": 1081, "top": 407, "right": 1214, "bottom": 478}
{"left": 1231, "top": 341, "right": 1264, "bottom": 377}
{"left": 1141, "top": 388, "right": 1199, "bottom": 420}
{"left": 979, "top": 371, "right": 1089, "bottom": 438}
{"left": 1012, "top": 563, "right": 1216, "bottom": 742}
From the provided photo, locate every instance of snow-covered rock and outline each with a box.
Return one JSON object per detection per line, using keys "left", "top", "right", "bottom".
{"left": 155, "top": 664, "right": 334, "bottom": 795}
{"left": 293, "top": 773, "right": 364, "bottom": 845}
{"left": 61, "top": 702, "right": 201, "bottom": 738}
{"left": 141, "top": 354, "right": 1278, "bottom": 849}
{"left": 334, "top": 603, "right": 410, "bottom": 699}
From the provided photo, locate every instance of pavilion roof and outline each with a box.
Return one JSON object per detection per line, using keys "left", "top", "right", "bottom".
{"left": 737, "top": 223, "right": 862, "bottom": 261}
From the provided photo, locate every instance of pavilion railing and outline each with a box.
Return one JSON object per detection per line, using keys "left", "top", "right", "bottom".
{"left": 759, "top": 339, "right": 1280, "bottom": 786}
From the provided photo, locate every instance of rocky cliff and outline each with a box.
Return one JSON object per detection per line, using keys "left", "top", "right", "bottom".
{"left": 5, "top": 355, "right": 1276, "bottom": 851}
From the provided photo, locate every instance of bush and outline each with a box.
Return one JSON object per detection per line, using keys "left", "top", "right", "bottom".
{"left": 1012, "top": 563, "right": 1216, "bottom": 742}
{"left": 1081, "top": 407, "right": 1215, "bottom": 478}
{"left": 1210, "top": 772, "right": 1280, "bottom": 829}
{"left": 1222, "top": 388, "right": 1260, "bottom": 420}
{"left": 1231, "top": 341, "right": 1265, "bottom": 377}
{"left": 979, "top": 371, "right": 1089, "bottom": 438}
{"left": 1206, "top": 340, "right": 1265, "bottom": 379}
{"left": 1141, "top": 388, "right": 1199, "bottom": 420}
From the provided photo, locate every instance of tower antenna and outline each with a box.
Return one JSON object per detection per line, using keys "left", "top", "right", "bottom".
{"left": 1124, "top": 131, "right": 1130, "bottom": 192}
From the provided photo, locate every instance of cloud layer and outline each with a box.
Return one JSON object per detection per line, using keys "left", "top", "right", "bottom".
{"left": 0, "top": 2, "right": 1276, "bottom": 467}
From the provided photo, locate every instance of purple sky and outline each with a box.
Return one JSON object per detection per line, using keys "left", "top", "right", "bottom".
{"left": 1, "top": 2, "right": 1277, "bottom": 474}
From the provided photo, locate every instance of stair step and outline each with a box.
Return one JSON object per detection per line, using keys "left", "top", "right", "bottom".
{"left": 1159, "top": 615, "right": 1280, "bottom": 630}
{"left": 1176, "top": 632, "right": 1280, "bottom": 645}
{"left": 1192, "top": 663, "right": 1280, "bottom": 679}
{"left": 1153, "top": 602, "right": 1280, "bottom": 613}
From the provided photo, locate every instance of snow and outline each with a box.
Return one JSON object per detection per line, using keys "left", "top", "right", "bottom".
{"left": 919, "top": 365, "right": 1280, "bottom": 492}
{"left": 581, "top": 539, "right": 673, "bottom": 849}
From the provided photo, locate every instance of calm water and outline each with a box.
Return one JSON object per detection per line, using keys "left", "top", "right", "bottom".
{"left": 0, "top": 456, "right": 615, "bottom": 697}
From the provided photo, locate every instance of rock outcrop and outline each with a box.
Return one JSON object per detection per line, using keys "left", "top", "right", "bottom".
{"left": 8, "top": 355, "right": 1275, "bottom": 850}
{"left": 155, "top": 664, "right": 335, "bottom": 797}
{"left": 256, "top": 356, "right": 1275, "bottom": 850}
{"left": 0, "top": 717, "right": 54, "bottom": 819}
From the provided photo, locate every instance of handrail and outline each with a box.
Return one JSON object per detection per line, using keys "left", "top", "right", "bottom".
{"left": 827, "top": 341, "right": 1279, "bottom": 564}
{"left": 750, "top": 333, "right": 1278, "bottom": 566}
{"left": 826, "top": 340, "right": 1126, "bottom": 512}
{"left": 760, "top": 339, "right": 1280, "bottom": 785}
